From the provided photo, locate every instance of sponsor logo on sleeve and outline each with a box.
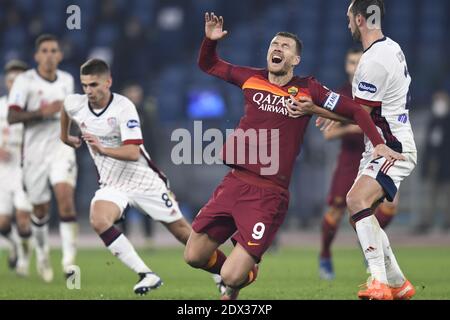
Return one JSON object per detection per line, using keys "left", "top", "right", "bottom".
{"left": 358, "top": 82, "right": 377, "bottom": 93}
{"left": 127, "top": 119, "right": 140, "bottom": 129}
{"left": 323, "top": 92, "right": 340, "bottom": 111}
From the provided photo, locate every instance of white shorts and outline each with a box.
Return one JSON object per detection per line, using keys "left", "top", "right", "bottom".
{"left": 91, "top": 186, "right": 183, "bottom": 224}
{"left": 23, "top": 143, "right": 77, "bottom": 204}
{"left": 356, "top": 151, "right": 417, "bottom": 201}
{"left": 0, "top": 168, "right": 32, "bottom": 215}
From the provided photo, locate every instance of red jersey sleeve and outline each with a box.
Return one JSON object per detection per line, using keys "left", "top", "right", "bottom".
{"left": 307, "top": 77, "right": 384, "bottom": 147}
{"left": 198, "top": 38, "right": 263, "bottom": 87}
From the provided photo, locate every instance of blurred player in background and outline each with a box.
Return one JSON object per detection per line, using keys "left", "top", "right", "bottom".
{"left": 319, "top": 48, "right": 399, "bottom": 280}
{"left": 7, "top": 34, "right": 78, "bottom": 282}
{"left": 287, "top": 0, "right": 417, "bottom": 300}
{"left": 184, "top": 12, "right": 402, "bottom": 300}
{"left": 62, "top": 59, "right": 223, "bottom": 295}
{"left": 0, "top": 60, "right": 32, "bottom": 275}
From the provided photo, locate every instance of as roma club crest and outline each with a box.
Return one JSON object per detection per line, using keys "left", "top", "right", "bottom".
{"left": 287, "top": 86, "right": 298, "bottom": 96}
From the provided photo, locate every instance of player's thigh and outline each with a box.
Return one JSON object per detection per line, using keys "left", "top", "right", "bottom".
{"left": 90, "top": 188, "right": 128, "bottom": 231}
{"left": 162, "top": 217, "right": 192, "bottom": 244}
{"left": 49, "top": 145, "right": 77, "bottom": 189}
{"left": 232, "top": 186, "right": 289, "bottom": 263}
{"left": 184, "top": 230, "right": 221, "bottom": 266}
{"left": 347, "top": 175, "right": 385, "bottom": 214}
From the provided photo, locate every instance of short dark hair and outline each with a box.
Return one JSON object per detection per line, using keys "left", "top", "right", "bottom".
{"left": 4, "top": 59, "right": 28, "bottom": 73}
{"left": 35, "top": 34, "right": 59, "bottom": 51}
{"left": 275, "top": 32, "right": 303, "bottom": 55}
{"left": 350, "top": 0, "right": 385, "bottom": 21}
{"left": 80, "top": 59, "right": 110, "bottom": 76}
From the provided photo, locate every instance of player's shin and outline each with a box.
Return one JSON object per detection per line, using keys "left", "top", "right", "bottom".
{"left": 16, "top": 228, "right": 32, "bottom": 275}
{"left": 59, "top": 216, "right": 78, "bottom": 271}
{"left": 31, "top": 214, "right": 50, "bottom": 260}
{"left": 100, "top": 225, "right": 152, "bottom": 274}
{"left": 0, "top": 224, "right": 19, "bottom": 267}
{"left": 352, "top": 210, "right": 388, "bottom": 284}
{"left": 379, "top": 228, "right": 406, "bottom": 287}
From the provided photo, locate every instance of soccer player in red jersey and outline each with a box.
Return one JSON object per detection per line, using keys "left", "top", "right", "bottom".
{"left": 183, "top": 12, "right": 403, "bottom": 300}
{"left": 319, "top": 48, "right": 399, "bottom": 280}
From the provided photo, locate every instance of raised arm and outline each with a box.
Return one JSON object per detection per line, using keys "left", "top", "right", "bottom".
{"left": 199, "top": 12, "right": 261, "bottom": 86}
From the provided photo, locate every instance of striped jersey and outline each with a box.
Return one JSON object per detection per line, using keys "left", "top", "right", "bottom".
{"left": 352, "top": 37, "right": 416, "bottom": 153}
{"left": 64, "top": 93, "right": 167, "bottom": 193}
{"left": 7, "top": 69, "right": 74, "bottom": 159}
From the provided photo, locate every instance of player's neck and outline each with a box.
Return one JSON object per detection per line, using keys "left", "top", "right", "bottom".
{"left": 37, "top": 66, "right": 57, "bottom": 82}
{"left": 361, "top": 29, "right": 385, "bottom": 51}
{"left": 91, "top": 92, "right": 112, "bottom": 109}
{"left": 268, "top": 71, "right": 293, "bottom": 87}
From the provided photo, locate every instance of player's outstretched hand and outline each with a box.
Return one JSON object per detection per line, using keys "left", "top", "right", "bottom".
{"left": 286, "top": 95, "right": 315, "bottom": 118}
{"left": 82, "top": 132, "right": 104, "bottom": 155}
{"left": 205, "top": 12, "right": 228, "bottom": 41}
{"left": 372, "top": 144, "right": 406, "bottom": 162}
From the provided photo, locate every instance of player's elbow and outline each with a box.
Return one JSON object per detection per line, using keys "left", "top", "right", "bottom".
{"left": 128, "top": 147, "right": 141, "bottom": 161}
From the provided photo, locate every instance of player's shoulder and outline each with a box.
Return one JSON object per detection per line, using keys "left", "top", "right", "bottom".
{"left": 293, "top": 75, "right": 325, "bottom": 89}
{"left": 361, "top": 37, "right": 401, "bottom": 66}
{"left": 14, "top": 69, "right": 35, "bottom": 82}
{"left": 64, "top": 94, "right": 87, "bottom": 113}
{"left": 111, "top": 93, "right": 137, "bottom": 111}
{"left": 56, "top": 69, "right": 75, "bottom": 82}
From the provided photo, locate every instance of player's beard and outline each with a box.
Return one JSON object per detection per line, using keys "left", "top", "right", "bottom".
{"left": 270, "top": 69, "right": 288, "bottom": 77}
{"left": 352, "top": 27, "right": 362, "bottom": 42}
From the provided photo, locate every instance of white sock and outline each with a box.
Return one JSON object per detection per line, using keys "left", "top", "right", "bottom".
{"left": 31, "top": 215, "right": 50, "bottom": 262}
{"left": 17, "top": 232, "right": 32, "bottom": 266}
{"left": 59, "top": 221, "right": 78, "bottom": 268}
{"left": 380, "top": 228, "right": 406, "bottom": 288}
{"left": 107, "top": 234, "right": 152, "bottom": 274}
{"left": 355, "top": 215, "right": 388, "bottom": 284}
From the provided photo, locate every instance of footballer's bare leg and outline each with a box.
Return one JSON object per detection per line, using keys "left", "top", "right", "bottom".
{"left": 91, "top": 200, "right": 162, "bottom": 295}
{"left": 15, "top": 209, "right": 32, "bottom": 277}
{"left": 184, "top": 231, "right": 228, "bottom": 294}
{"left": 162, "top": 218, "right": 192, "bottom": 244}
{"left": 53, "top": 183, "right": 78, "bottom": 275}
{"left": 347, "top": 176, "right": 409, "bottom": 299}
{"left": 31, "top": 202, "right": 54, "bottom": 282}
{"left": 219, "top": 243, "right": 259, "bottom": 300}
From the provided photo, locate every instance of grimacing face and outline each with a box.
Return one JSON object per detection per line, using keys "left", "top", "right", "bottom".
{"left": 267, "top": 36, "right": 300, "bottom": 76}
{"left": 34, "top": 40, "right": 62, "bottom": 72}
{"left": 80, "top": 74, "right": 112, "bottom": 106}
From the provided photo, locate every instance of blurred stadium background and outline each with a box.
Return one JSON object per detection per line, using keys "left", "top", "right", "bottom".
{"left": 0, "top": 0, "right": 449, "bottom": 251}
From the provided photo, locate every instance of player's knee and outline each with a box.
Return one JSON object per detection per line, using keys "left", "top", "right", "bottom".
{"left": 184, "top": 247, "right": 208, "bottom": 268}
{"left": 89, "top": 214, "right": 111, "bottom": 234}
{"left": 33, "top": 204, "right": 49, "bottom": 219}
{"left": 57, "top": 199, "right": 75, "bottom": 217}
{"left": 346, "top": 192, "right": 367, "bottom": 214}
{"left": 220, "top": 268, "right": 246, "bottom": 288}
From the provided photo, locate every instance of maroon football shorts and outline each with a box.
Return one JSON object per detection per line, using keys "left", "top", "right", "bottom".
{"left": 192, "top": 169, "right": 289, "bottom": 262}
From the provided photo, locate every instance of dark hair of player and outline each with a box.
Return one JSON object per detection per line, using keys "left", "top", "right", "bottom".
{"left": 35, "top": 34, "right": 59, "bottom": 51}
{"left": 350, "top": 0, "right": 385, "bottom": 21}
{"left": 4, "top": 60, "right": 28, "bottom": 73}
{"left": 275, "top": 31, "right": 303, "bottom": 55}
{"left": 80, "top": 59, "right": 111, "bottom": 76}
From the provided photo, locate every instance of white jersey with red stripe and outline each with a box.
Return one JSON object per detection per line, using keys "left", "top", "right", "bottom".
{"left": 64, "top": 93, "right": 168, "bottom": 194}
{"left": 7, "top": 68, "right": 75, "bottom": 159}
{"left": 352, "top": 37, "right": 417, "bottom": 154}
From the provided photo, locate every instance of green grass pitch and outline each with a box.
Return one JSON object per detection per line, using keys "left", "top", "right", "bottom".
{"left": 0, "top": 246, "right": 449, "bottom": 300}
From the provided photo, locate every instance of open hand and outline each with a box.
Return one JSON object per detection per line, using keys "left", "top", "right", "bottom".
{"left": 373, "top": 144, "right": 406, "bottom": 162}
{"left": 286, "top": 95, "right": 315, "bottom": 118}
{"left": 205, "top": 12, "right": 228, "bottom": 41}
{"left": 82, "top": 133, "right": 104, "bottom": 155}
